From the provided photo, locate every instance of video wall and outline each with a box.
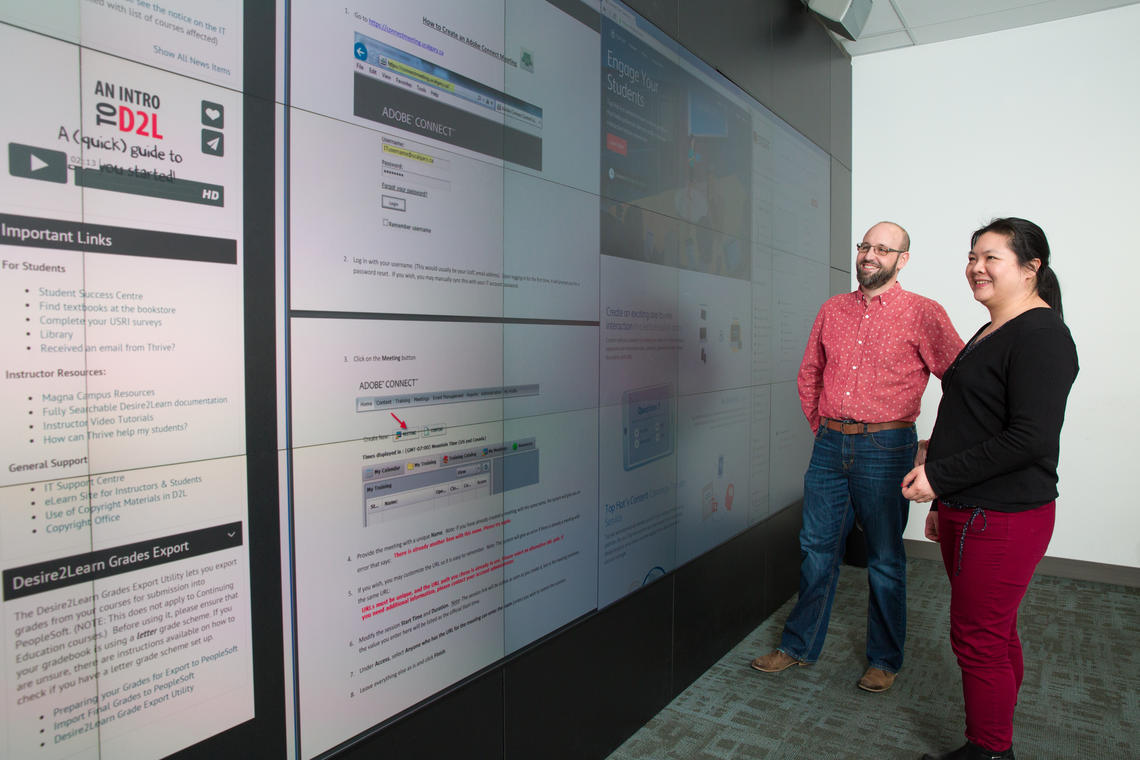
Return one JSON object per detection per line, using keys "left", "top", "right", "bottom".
{"left": 0, "top": 1, "right": 831, "bottom": 758}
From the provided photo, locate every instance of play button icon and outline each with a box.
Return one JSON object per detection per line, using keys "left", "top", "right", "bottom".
{"left": 8, "top": 143, "right": 67, "bottom": 184}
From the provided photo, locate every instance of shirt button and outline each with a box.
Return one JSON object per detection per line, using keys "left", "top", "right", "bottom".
{"left": 852, "top": 365, "right": 857, "bottom": 369}
{"left": 857, "top": 340, "right": 862, "bottom": 345}
{"left": 845, "top": 391, "right": 850, "bottom": 396}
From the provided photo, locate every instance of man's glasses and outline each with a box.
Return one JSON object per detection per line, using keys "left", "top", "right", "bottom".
{"left": 855, "top": 243, "right": 906, "bottom": 256}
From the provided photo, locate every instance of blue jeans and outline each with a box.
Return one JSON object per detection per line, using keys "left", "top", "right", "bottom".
{"left": 778, "top": 425, "right": 916, "bottom": 673}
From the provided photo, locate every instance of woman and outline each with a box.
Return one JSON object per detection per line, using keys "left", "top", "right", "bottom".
{"left": 901, "top": 218, "right": 1078, "bottom": 760}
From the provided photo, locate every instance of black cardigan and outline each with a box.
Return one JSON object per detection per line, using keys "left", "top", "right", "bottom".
{"left": 925, "top": 307, "right": 1078, "bottom": 512}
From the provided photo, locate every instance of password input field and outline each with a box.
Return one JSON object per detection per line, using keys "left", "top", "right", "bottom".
{"left": 380, "top": 166, "right": 451, "bottom": 192}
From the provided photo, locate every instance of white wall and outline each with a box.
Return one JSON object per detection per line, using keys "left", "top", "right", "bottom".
{"left": 852, "top": 5, "right": 1140, "bottom": 568}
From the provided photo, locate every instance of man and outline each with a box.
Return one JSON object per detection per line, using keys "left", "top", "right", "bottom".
{"left": 751, "top": 221, "right": 963, "bottom": 692}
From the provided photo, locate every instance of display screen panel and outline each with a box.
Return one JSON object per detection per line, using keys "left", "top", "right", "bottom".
{"left": 280, "top": 1, "right": 831, "bottom": 755}
{"left": 3, "top": 0, "right": 836, "bottom": 758}
{"left": 0, "top": 3, "right": 261, "bottom": 758}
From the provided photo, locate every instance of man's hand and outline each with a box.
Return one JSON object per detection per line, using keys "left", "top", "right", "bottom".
{"left": 924, "top": 510, "right": 939, "bottom": 542}
{"left": 901, "top": 464, "right": 936, "bottom": 503}
{"left": 914, "top": 439, "right": 928, "bottom": 466}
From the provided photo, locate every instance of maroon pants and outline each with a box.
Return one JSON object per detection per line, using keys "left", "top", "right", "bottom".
{"left": 937, "top": 501, "right": 1055, "bottom": 752}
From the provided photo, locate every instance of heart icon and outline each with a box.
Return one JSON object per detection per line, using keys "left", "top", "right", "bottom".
{"left": 205, "top": 108, "right": 221, "bottom": 122}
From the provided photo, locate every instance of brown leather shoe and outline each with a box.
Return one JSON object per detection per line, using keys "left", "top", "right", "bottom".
{"left": 749, "top": 650, "right": 806, "bottom": 673}
{"left": 857, "top": 666, "right": 897, "bottom": 692}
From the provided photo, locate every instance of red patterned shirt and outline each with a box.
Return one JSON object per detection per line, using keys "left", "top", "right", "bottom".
{"left": 797, "top": 282, "right": 963, "bottom": 432}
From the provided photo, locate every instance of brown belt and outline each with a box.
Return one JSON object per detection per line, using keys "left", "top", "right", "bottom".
{"left": 821, "top": 418, "right": 913, "bottom": 434}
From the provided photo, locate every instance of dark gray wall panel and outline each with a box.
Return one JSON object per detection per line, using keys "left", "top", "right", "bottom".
{"left": 761, "top": 502, "right": 804, "bottom": 626}
{"left": 504, "top": 578, "right": 675, "bottom": 760}
{"left": 678, "top": 0, "right": 774, "bottom": 108}
{"left": 770, "top": 2, "right": 833, "bottom": 151}
{"left": 830, "top": 44, "right": 853, "bottom": 168}
{"left": 672, "top": 520, "right": 770, "bottom": 692}
{"left": 831, "top": 158, "right": 852, "bottom": 273}
{"left": 830, "top": 267, "right": 851, "bottom": 297}
{"left": 622, "top": 0, "right": 679, "bottom": 39}
{"left": 337, "top": 671, "right": 504, "bottom": 759}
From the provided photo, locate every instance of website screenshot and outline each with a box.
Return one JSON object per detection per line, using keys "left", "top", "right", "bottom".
{"left": 0, "top": 19, "right": 252, "bottom": 760}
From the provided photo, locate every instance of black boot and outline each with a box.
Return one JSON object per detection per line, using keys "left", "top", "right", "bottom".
{"left": 921, "top": 741, "right": 1015, "bottom": 760}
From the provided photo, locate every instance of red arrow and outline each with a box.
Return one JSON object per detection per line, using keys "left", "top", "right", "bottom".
{"left": 390, "top": 413, "right": 407, "bottom": 429}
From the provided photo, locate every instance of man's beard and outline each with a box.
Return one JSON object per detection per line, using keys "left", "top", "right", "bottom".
{"left": 856, "top": 259, "right": 897, "bottom": 289}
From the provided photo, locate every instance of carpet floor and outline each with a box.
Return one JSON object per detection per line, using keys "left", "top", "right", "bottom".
{"left": 606, "top": 557, "right": 1138, "bottom": 759}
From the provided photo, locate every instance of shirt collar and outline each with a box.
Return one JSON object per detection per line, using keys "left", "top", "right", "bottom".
{"left": 856, "top": 280, "right": 904, "bottom": 306}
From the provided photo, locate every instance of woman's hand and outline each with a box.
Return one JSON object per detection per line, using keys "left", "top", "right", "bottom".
{"left": 924, "top": 510, "right": 939, "bottom": 542}
{"left": 914, "top": 439, "right": 928, "bottom": 466}
{"left": 901, "top": 464, "right": 936, "bottom": 503}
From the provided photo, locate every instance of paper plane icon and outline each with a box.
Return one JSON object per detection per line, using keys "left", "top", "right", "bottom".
{"left": 201, "top": 129, "right": 224, "bottom": 156}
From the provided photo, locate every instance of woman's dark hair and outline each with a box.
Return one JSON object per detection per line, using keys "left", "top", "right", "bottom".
{"left": 971, "top": 217, "right": 1063, "bottom": 319}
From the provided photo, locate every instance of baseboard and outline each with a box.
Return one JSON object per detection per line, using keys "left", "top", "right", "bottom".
{"left": 904, "top": 538, "right": 1140, "bottom": 588}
